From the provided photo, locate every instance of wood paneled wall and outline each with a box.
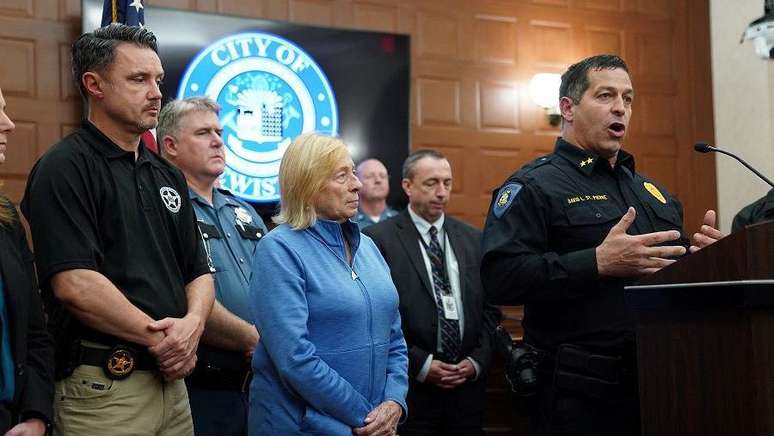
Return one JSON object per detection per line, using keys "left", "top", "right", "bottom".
{"left": 0, "top": 1, "right": 715, "bottom": 434}
{"left": 0, "top": 0, "right": 715, "bottom": 230}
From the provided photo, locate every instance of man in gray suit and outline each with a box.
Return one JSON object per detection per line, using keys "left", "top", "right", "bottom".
{"left": 363, "top": 149, "right": 500, "bottom": 436}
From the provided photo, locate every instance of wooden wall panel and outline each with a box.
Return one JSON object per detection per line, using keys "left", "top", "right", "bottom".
{"left": 416, "top": 10, "right": 459, "bottom": 59}
{"left": 0, "top": 1, "right": 718, "bottom": 433}
{"left": 474, "top": 14, "right": 518, "bottom": 65}
{"left": 216, "top": 0, "right": 264, "bottom": 17}
{"left": 353, "top": 2, "right": 399, "bottom": 33}
{"left": 585, "top": 27, "right": 623, "bottom": 57}
{"left": 478, "top": 81, "right": 521, "bottom": 132}
{"left": 416, "top": 77, "right": 461, "bottom": 127}
{"left": 530, "top": 20, "right": 573, "bottom": 66}
{"left": 0, "top": 0, "right": 34, "bottom": 18}
{"left": 0, "top": 38, "right": 36, "bottom": 97}
{"left": 288, "top": 0, "right": 335, "bottom": 26}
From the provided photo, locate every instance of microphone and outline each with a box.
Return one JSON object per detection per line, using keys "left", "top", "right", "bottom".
{"left": 694, "top": 142, "right": 774, "bottom": 189}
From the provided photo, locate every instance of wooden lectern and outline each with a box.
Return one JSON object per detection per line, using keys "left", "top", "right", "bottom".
{"left": 625, "top": 221, "right": 774, "bottom": 436}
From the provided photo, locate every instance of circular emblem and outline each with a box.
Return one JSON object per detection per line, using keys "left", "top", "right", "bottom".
{"left": 497, "top": 190, "right": 511, "bottom": 208}
{"left": 493, "top": 182, "right": 522, "bottom": 218}
{"left": 178, "top": 32, "right": 338, "bottom": 203}
{"left": 105, "top": 348, "right": 135, "bottom": 379}
{"left": 160, "top": 186, "right": 182, "bottom": 213}
{"left": 643, "top": 182, "right": 667, "bottom": 204}
{"left": 234, "top": 207, "right": 253, "bottom": 225}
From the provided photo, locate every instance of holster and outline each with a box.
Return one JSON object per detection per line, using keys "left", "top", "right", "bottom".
{"left": 553, "top": 344, "right": 625, "bottom": 401}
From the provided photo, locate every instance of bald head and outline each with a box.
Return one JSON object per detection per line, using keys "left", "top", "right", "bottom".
{"left": 357, "top": 158, "right": 389, "bottom": 201}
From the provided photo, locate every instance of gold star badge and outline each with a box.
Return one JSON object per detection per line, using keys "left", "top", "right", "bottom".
{"left": 579, "top": 157, "right": 594, "bottom": 167}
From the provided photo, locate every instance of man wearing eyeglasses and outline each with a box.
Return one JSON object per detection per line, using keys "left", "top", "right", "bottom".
{"left": 354, "top": 158, "right": 398, "bottom": 229}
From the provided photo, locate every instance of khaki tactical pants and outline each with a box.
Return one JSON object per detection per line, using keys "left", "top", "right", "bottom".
{"left": 54, "top": 365, "right": 193, "bottom": 436}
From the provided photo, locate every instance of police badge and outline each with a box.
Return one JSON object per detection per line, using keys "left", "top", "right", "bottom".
{"left": 234, "top": 207, "right": 253, "bottom": 225}
{"left": 104, "top": 346, "right": 136, "bottom": 380}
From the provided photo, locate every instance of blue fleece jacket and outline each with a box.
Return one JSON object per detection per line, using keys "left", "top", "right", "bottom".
{"left": 247, "top": 219, "right": 409, "bottom": 435}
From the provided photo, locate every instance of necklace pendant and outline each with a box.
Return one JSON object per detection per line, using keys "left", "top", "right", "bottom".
{"left": 351, "top": 269, "right": 358, "bottom": 281}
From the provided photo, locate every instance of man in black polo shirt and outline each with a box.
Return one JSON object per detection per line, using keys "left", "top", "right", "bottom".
{"left": 21, "top": 24, "right": 214, "bottom": 435}
{"left": 481, "top": 54, "right": 723, "bottom": 436}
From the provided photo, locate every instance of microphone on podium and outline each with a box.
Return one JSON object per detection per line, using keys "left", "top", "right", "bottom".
{"left": 694, "top": 142, "right": 774, "bottom": 189}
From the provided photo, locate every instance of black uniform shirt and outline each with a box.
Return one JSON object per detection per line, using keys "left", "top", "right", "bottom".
{"left": 21, "top": 121, "right": 210, "bottom": 344}
{"left": 731, "top": 188, "right": 774, "bottom": 233}
{"left": 481, "top": 137, "right": 688, "bottom": 351}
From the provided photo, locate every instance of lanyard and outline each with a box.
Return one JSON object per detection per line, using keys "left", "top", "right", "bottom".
{"left": 418, "top": 229, "right": 451, "bottom": 292}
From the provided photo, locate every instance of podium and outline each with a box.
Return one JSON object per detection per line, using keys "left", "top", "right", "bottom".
{"left": 624, "top": 221, "right": 774, "bottom": 436}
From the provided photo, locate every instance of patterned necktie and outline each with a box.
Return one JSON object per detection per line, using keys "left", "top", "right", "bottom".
{"left": 427, "top": 226, "right": 461, "bottom": 362}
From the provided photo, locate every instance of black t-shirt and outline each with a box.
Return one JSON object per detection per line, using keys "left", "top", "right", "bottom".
{"left": 21, "top": 121, "right": 210, "bottom": 345}
{"left": 481, "top": 137, "right": 688, "bottom": 351}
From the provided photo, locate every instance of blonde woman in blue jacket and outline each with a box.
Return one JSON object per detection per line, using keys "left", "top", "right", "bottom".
{"left": 248, "top": 133, "right": 408, "bottom": 436}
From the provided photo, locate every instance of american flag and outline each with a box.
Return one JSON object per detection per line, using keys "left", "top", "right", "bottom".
{"left": 101, "top": 0, "right": 145, "bottom": 27}
{"left": 101, "top": 0, "right": 159, "bottom": 153}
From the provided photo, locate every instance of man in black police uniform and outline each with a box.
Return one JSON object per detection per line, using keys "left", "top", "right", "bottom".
{"left": 481, "top": 54, "right": 722, "bottom": 436}
{"left": 732, "top": 188, "right": 774, "bottom": 232}
{"left": 21, "top": 24, "right": 214, "bottom": 434}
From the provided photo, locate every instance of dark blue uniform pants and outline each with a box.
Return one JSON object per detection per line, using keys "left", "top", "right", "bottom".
{"left": 186, "top": 382, "right": 248, "bottom": 436}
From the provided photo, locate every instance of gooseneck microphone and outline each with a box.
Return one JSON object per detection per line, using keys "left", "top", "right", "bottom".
{"left": 694, "top": 142, "right": 774, "bottom": 189}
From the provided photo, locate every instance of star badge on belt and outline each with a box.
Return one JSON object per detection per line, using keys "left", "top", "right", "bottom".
{"left": 105, "top": 347, "right": 136, "bottom": 380}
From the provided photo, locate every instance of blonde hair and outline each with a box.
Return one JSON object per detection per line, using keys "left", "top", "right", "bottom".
{"left": 275, "top": 133, "right": 349, "bottom": 229}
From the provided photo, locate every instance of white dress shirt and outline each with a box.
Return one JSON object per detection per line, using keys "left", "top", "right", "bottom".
{"left": 407, "top": 207, "right": 480, "bottom": 382}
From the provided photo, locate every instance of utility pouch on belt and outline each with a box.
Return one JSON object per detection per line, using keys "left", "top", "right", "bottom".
{"left": 554, "top": 344, "right": 623, "bottom": 401}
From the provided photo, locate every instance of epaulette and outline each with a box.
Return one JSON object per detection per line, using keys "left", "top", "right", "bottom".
{"left": 216, "top": 187, "right": 235, "bottom": 197}
{"left": 506, "top": 154, "right": 554, "bottom": 184}
{"left": 491, "top": 154, "right": 553, "bottom": 218}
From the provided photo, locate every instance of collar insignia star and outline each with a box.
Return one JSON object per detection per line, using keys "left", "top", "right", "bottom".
{"left": 579, "top": 157, "right": 594, "bottom": 168}
{"left": 129, "top": 0, "right": 144, "bottom": 13}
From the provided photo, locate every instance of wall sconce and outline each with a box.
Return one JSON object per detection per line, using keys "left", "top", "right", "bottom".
{"left": 528, "top": 73, "right": 561, "bottom": 127}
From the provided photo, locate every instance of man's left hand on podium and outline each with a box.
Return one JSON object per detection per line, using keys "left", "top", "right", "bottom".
{"left": 689, "top": 210, "right": 724, "bottom": 253}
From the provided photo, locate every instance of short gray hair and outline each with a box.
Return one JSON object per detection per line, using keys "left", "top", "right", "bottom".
{"left": 157, "top": 97, "right": 220, "bottom": 155}
{"left": 72, "top": 23, "right": 158, "bottom": 99}
{"left": 402, "top": 149, "right": 447, "bottom": 180}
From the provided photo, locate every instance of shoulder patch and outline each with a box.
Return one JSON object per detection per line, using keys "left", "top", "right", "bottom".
{"left": 493, "top": 182, "right": 523, "bottom": 218}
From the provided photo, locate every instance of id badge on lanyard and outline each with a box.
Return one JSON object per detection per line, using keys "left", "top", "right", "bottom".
{"left": 441, "top": 294, "right": 460, "bottom": 320}
{"left": 421, "top": 231, "right": 459, "bottom": 320}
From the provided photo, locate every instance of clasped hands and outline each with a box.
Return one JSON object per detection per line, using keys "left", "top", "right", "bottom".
{"left": 147, "top": 314, "right": 204, "bottom": 380}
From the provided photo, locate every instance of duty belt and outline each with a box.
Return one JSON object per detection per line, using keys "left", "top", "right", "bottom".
{"left": 78, "top": 343, "right": 156, "bottom": 380}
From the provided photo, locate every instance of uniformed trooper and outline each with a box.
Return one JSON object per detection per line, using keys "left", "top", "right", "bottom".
{"left": 158, "top": 97, "right": 267, "bottom": 436}
{"left": 353, "top": 158, "right": 399, "bottom": 229}
{"left": 481, "top": 54, "right": 723, "bottom": 436}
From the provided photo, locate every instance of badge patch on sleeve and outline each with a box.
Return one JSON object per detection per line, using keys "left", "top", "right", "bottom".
{"left": 493, "top": 182, "right": 522, "bottom": 218}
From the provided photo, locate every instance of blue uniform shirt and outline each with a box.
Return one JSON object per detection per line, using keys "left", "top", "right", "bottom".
{"left": 190, "top": 188, "right": 267, "bottom": 368}
{"left": 353, "top": 206, "right": 398, "bottom": 230}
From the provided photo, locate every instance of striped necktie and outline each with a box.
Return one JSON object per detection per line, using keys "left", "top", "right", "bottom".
{"left": 427, "top": 226, "right": 461, "bottom": 362}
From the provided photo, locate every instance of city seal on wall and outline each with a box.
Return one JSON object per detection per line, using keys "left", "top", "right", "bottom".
{"left": 178, "top": 32, "right": 338, "bottom": 202}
